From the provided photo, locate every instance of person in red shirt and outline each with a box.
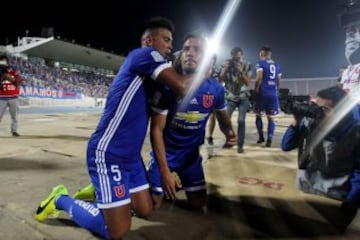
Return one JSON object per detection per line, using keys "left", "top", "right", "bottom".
{"left": 0, "top": 55, "right": 22, "bottom": 136}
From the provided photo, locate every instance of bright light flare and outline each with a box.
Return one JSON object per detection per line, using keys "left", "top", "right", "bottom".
{"left": 206, "top": 37, "right": 220, "bottom": 55}
{"left": 179, "top": 0, "right": 242, "bottom": 109}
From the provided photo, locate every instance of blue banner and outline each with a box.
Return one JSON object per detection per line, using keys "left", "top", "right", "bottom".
{"left": 19, "top": 86, "right": 83, "bottom": 99}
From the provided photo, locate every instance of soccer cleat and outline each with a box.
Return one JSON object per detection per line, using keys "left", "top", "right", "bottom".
{"left": 35, "top": 185, "right": 68, "bottom": 222}
{"left": 73, "top": 183, "right": 96, "bottom": 202}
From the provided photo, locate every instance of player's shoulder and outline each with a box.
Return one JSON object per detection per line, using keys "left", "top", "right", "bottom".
{"left": 207, "top": 77, "right": 222, "bottom": 85}
{"left": 129, "top": 47, "right": 165, "bottom": 61}
{"left": 205, "top": 77, "right": 224, "bottom": 92}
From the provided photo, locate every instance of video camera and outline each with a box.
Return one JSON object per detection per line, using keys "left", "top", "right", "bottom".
{"left": 281, "top": 97, "right": 324, "bottom": 118}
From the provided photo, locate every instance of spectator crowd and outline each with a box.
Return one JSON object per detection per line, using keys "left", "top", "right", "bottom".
{"left": 9, "top": 55, "right": 114, "bottom": 98}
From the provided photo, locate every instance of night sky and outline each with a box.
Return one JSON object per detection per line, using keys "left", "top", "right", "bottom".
{"left": 0, "top": 0, "right": 347, "bottom": 78}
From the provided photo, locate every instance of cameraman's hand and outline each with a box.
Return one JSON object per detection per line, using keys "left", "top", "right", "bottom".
{"left": 235, "top": 61, "right": 243, "bottom": 73}
{"left": 221, "top": 60, "right": 231, "bottom": 71}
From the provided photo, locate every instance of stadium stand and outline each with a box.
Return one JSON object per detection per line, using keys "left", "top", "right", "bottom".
{"left": 1, "top": 36, "right": 126, "bottom": 107}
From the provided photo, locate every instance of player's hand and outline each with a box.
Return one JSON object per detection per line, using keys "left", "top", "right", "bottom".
{"left": 160, "top": 169, "right": 181, "bottom": 200}
{"left": 223, "top": 130, "right": 237, "bottom": 148}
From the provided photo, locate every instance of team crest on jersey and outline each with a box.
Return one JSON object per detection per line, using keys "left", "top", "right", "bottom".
{"left": 203, "top": 94, "right": 214, "bottom": 108}
{"left": 114, "top": 184, "right": 125, "bottom": 198}
{"left": 150, "top": 51, "right": 164, "bottom": 62}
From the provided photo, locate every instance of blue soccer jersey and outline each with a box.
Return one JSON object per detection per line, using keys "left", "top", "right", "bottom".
{"left": 87, "top": 47, "right": 171, "bottom": 208}
{"left": 255, "top": 59, "right": 282, "bottom": 115}
{"left": 155, "top": 77, "right": 226, "bottom": 148}
{"left": 148, "top": 77, "right": 226, "bottom": 193}
{"left": 256, "top": 59, "right": 281, "bottom": 97}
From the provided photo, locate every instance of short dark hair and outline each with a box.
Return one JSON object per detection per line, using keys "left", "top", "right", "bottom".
{"left": 231, "top": 47, "right": 243, "bottom": 56}
{"left": 145, "top": 16, "right": 175, "bottom": 35}
{"left": 260, "top": 46, "right": 272, "bottom": 52}
{"left": 181, "top": 33, "right": 205, "bottom": 45}
{"left": 317, "top": 86, "right": 347, "bottom": 106}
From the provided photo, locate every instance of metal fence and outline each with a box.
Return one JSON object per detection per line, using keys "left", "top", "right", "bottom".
{"left": 280, "top": 77, "right": 339, "bottom": 96}
{"left": 249, "top": 77, "right": 338, "bottom": 96}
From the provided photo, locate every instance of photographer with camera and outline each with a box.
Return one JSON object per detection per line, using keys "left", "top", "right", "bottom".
{"left": 281, "top": 86, "right": 360, "bottom": 212}
{"left": 219, "top": 47, "right": 252, "bottom": 153}
{"left": 0, "top": 55, "right": 22, "bottom": 137}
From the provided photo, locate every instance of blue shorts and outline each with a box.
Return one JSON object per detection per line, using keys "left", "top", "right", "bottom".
{"left": 147, "top": 147, "right": 205, "bottom": 194}
{"left": 254, "top": 95, "right": 280, "bottom": 116}
{"left": 87, "top": 147, "right": 149, "bottom": 209}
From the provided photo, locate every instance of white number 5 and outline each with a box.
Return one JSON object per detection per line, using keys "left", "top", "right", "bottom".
{"left": 111, "top": 165, "right": 122, "bottom": 182}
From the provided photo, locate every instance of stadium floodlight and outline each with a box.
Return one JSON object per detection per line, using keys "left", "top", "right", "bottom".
{"left": 179, "top": 0, "right": 241, "bottom": 109}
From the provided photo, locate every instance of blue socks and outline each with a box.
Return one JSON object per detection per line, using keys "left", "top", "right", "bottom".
{"left": 256, "top": 116, "right": 275, "bottom": 142}
{"left": 268, "top": 118, "right": 275, "bottom": 141}
{"left": 255, "top": 116, "right": 264, "bottom": 139}
{"left": 55, "top": 195, "right": 109, "bottom": 239}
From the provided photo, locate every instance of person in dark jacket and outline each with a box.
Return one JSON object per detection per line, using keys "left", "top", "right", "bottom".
{"left": 281, "top": 86, "right": 360, "bottom": 209}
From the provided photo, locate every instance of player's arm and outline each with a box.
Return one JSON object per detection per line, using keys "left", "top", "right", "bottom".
{"left": 277, "top": 72, "right": 282, "bottom": 89}
{"left": 254, "top": 69, "right": 263, "bottom": 93}
{"left": 156, "top": 67, "right": 192, "bottom": 96}
{"left": 214, "top": 109, "right": 237, "bottom": 147}
{"left": 150, "top": 111, "right": 178, "bottom": 200}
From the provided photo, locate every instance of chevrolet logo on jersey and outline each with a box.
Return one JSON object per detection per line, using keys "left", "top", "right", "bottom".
{"left": 175, "top": 111, "right": 207, "bottom": 123}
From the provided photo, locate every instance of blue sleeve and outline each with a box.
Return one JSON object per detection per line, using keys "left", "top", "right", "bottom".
{"left": 281, "top": 124, "right": 301, "bottom": 151}
{"left": 129, "top": 47, "right": 170, "bottom": 79}
{"left": 150, "top": 83, "right": 173, "bottom": 111}
{"left": 347, "top": 146, "right": 360, "bottom": 204}
{"left": 256, "top": 60, "right": 263, "bottom": 71}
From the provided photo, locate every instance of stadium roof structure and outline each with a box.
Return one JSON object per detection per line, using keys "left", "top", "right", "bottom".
{"left": 5, "top": 36, "right": 125, "bottom": 72}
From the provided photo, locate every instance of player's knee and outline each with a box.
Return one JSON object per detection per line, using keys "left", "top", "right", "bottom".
{"left": 134, "top": 202, "right": 152, "bottom": 218}
{"left": 152, "top": 194, "right": 164, "bottom": 210}
{"left": 106, "top": 222, "right": 131, "bottom": 240}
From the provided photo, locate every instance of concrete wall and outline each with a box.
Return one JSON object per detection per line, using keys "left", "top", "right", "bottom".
{"left": 19, "top": 96, "right": 106, "bottom": 108}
